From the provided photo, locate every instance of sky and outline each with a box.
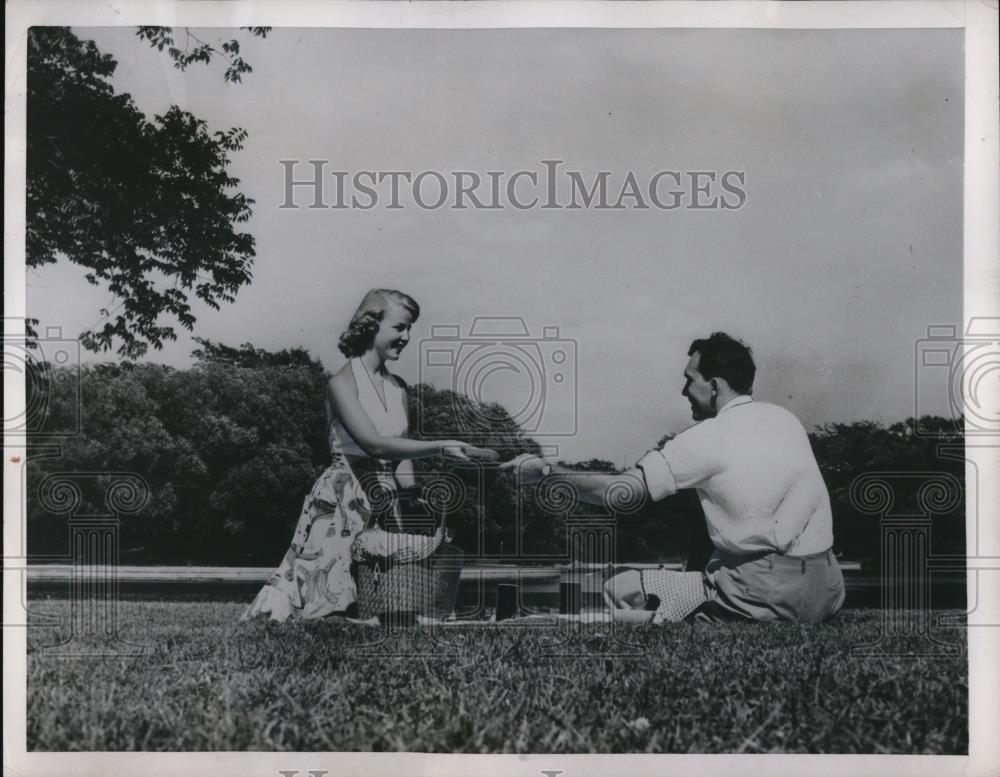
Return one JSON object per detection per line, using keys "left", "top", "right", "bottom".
{"left": 27, "top": 27, "right": 964, "bottom": 463}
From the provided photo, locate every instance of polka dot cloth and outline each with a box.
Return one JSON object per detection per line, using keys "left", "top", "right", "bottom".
{"left": 640, "top": 569, "right": 709, "bottom": 623}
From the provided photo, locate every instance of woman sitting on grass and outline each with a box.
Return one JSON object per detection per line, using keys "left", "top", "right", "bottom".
{"left": 243, "top": 288, "right": 489, "bottom": 621}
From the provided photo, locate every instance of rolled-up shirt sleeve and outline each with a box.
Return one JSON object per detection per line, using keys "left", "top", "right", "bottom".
{"left": 637, "top": 423, "right": 721, "bottom": 502}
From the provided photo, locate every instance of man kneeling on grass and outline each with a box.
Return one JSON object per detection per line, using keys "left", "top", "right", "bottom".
{"left": 502, "top": 332, "right": 845, "bottom": 624}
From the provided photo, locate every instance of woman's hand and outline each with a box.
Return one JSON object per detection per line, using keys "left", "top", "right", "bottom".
{"left": 440, "top": 441, "right": 473, "bottom": 462}
{"left": 499, "top": 453, "right": 551, "bottom": 485}
{"left": 440, "top": 442, "right": 500, "bottom": 463}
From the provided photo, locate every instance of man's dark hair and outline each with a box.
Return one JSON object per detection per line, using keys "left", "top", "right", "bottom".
{"left": 688, "top": 332, "right": 756, "bottom": 394}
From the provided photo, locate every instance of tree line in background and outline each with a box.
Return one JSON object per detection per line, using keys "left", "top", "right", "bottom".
{"left": 24, "top": 344, "right": 965, "bottom": 567}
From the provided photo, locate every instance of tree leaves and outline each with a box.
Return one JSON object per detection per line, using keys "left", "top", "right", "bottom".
{"left": 808, "top": 419, "right": 966, "bottom": 562}
{"left": 135, "top": 26, "right": 271, "bottom": 82}
{"left": 27, "top": 27, "right": 257, "bottom": 359}
{"left": 191, "top": 337, "right": 326, "bottom": 375}
{"left": 27, "top": 358, "right": 327, "bottom": 563}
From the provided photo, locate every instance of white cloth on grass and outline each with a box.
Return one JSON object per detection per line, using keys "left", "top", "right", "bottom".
{"left": 639, "top": 569, "right": 708, "bottom": 623}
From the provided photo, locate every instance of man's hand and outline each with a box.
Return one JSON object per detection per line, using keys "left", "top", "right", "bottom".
{"left": 498, "top": 453, "right": 551, "bottom": 485}
{"left": 465, "top": 446, "right": 500, "bottom": 463}
{"left": 440, "top": 441, "right": 472, "bottom": 462}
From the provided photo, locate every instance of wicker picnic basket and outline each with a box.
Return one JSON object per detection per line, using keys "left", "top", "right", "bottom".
{"left": 350, "top": 491, "right": 463, "bottom": 620}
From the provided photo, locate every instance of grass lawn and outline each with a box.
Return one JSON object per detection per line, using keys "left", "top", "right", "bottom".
{"left": 25, "top": 599, "right": 967, "bottom": 753}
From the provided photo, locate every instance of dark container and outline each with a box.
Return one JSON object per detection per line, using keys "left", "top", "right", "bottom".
{"left": 559, "top": 581, "right": 582, "bottom": 614}
{"left": 495, "top": 583, "right": 519, "bottom": 621}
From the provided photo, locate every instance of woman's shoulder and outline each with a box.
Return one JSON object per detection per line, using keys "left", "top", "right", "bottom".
{"left": 328, "top": 362, "right": 358, "bottom": 394}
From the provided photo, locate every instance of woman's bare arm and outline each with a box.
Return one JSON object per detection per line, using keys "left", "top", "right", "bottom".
{"left": 327, "top": 371, "right": 469, "bottom": 461}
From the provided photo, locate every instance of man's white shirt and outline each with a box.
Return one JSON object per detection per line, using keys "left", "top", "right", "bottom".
{"left": 636, "top": 396, "right": 834, "bottom": 556}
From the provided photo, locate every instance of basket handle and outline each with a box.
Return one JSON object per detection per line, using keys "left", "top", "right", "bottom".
{"left": 371, "top": 484, "right": 447, "bottom": 535}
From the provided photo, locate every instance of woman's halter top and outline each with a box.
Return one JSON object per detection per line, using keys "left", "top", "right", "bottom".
{"left": 326, "top": 358, "right": 408, "bottom": 459}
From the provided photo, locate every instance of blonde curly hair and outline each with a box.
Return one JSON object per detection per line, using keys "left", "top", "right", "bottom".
{"left": 338, "top": 289, "right": 420, "bottom": 358}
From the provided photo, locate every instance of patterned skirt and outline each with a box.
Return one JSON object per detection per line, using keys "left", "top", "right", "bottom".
{"left": 242, "top": 456, "right": 390, "bottom": 622}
